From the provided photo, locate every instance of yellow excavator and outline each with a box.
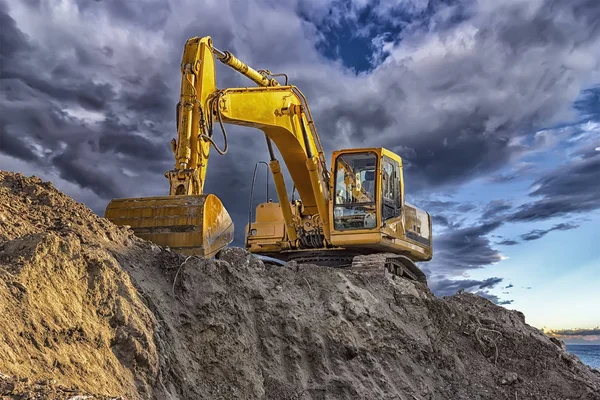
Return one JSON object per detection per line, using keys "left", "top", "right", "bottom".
{"left": 104, "top": 36, "right": 432, "bottom": 284}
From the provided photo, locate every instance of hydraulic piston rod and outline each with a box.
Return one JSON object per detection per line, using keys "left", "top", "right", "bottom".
{"left": 212, "top": 46, "right": 279, "bottom": 88}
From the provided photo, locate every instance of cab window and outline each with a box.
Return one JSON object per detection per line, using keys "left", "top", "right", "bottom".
{"left": 334, "top": 152, "right": 377, "bottom": 230}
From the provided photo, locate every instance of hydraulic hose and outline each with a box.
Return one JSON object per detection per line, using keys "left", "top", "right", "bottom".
{"left": 200, "top": 92, "right": 228, "bottom": 155}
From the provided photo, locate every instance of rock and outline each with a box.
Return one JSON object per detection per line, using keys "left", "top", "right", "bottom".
{"left": 550, "top": 336, "right": 567, "bottom": 351}
{"left": 500, "top": 372, "right": 519, "bottom": 385}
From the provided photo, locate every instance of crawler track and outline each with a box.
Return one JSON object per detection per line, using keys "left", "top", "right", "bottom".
{"left": 283, "top": 250, "right": 428, "bottom": 285}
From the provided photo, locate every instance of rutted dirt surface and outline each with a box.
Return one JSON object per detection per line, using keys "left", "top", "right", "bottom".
{"left": 0, "top": 170, "right": 599, "bottom": 400}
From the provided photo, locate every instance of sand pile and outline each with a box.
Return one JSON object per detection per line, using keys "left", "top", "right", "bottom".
{"left": 1, "top": 170, "right": 599, "bottom": 400}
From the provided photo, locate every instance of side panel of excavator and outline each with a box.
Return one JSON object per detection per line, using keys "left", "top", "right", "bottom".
{"left": 105, "top": 194, "right": 233, "bottom": 258}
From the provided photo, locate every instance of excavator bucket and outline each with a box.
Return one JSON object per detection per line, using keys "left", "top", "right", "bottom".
{"left": 104, "top": 194, "right": 234, "bottom": 258}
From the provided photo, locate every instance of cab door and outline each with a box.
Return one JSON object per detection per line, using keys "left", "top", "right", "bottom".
{"left": 331, "top": 151, "right": 379, "bottom": 232}
{"left": 381, "top": 156, "right": 402, "bottom": 223}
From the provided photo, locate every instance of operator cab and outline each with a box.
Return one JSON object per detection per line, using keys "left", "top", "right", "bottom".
{"left": 329, "top": 147, "right": 431, "bottom": 261}
{"left": 331, "top": 149, "right": 402, "bottom": 231}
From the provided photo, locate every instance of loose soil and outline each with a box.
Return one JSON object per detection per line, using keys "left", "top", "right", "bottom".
{"left": 1, "top": 171, "right": 598, "bottom": 399}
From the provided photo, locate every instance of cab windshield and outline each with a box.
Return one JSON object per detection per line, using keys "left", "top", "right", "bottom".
{"left": 333, "top": 152, "right": 378, "bottom": 230}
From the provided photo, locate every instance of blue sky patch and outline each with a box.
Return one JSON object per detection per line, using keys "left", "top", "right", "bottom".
{"left": 302, "top": 0, "right": 469, "bottom": 72}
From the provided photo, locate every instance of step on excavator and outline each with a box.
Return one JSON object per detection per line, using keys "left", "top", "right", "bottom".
{"left": 104, "top": 36, "right": 432, "bottom": 284}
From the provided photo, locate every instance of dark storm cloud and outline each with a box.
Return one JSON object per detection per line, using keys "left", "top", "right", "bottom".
{"left": 487, "top": 163, "right": 536, "bottom": 184}
{"left": 429, "top": 276, "right": 503, "bottom": 297}
{"left": 309, "top": 0, "right": 600, "bottom": 191}
{"left": 320, "top": 99, "right": 523, "bottom": 190}
{"left": 433, "top": 214, "right": 450, "bottom": 227}
{"left": 0, "top": 9, "right": 116, "bottom": 111}
{"left": 475, "top": 292, "right": 514, "bottom": 306}
{"left": 492, "top": 219, "right": 581, "bottom": 247}
{"left": 52, "top": 145, "right": 124, "bottom": 199}
{"left": 0, "top": 0, "right": 182, "bottom": 202}
{"left": 0, "top": 124, "right": 38, "bottom": 161}
{"left": 399, "top": 120, "right": 518, "bottom": 189}
{"left": 423, "top": 200, "right": 474, "bottom": 231}
{"left": 74, "top": 0, "right": 172, "bottom": 31}
{"left": 456, "top": 203, "right": 477, "bottom": 213}
{"left": 320, "top": 100, "right": 396, "bottom": 143}
{"left": 429, "top": 276, "right": 512, "bottom": 305}
{"left": 1, "top": 71, "right": 116, "bottom": 111}
{"left": 570, "top": 0, "right": 600, "bottom": 37}
{"left": 427, "top": 221, "right": 504, "bottom": 276}
{"left": 4, "top": 0, "right": 598, "bottom": 200}
{"left": 420, "top": 200, "right": 460, "bottom": 212}
{"left": 0, "top": 4, "right": 31, "bottom": 58}
{"left": 474, "top": 291, "right": 513, "bottom": 306}
{"left": 481, "top": 200, "right": 513, "bottom": 221}
{"left": 487, "top": 174, "right": 519, "bottom": 184}
{"left": 531, "top": 156, "right": 600, "bottom": 198}
{"left": 2, "top": 0, "right": 304, "bottom": 230}
{"left": 508, "top": 154, "right": 600, "bottom": 222}
{"left": 421, "top": 200, "right": 477, "bottom": 214}
{"left": 575, "top": 139, "right": 600, "bottom": 161}
{"left": 98, "top": 128, "right": 171, "bottom": 162}
{"left": 433, "top": 214, "right": 461, "bottom": 230}
{"left": 520, "top": 223, "right": 579, "bottom": 242}
{"left": 97, "top": 133, "right": 173, "bottom": 175}
{"left": 575, "top": 86, "right": 600, "bottom": 121}
{"left": 121, "top": 74, "right": 173, "bottom": 117}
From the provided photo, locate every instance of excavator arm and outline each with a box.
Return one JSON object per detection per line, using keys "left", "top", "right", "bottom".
{"left": 105, "top": 36, "right": 332, "bottom": 256}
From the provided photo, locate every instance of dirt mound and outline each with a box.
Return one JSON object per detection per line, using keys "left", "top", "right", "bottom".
{"left": 1, "top": 170, "right": 599, "bottom": 400}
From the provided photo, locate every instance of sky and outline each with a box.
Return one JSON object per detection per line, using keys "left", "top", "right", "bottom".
{"left": 0, "top": 0, "right": 599, "bottom": 341}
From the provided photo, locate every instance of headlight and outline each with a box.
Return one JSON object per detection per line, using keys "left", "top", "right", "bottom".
{"left": 249, "top": 229, "right": 258, "bottom": 236}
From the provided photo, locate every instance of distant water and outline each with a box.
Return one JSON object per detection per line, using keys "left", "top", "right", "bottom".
{"left": 566, "top": 344, "right": 600, "bottom": 369}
